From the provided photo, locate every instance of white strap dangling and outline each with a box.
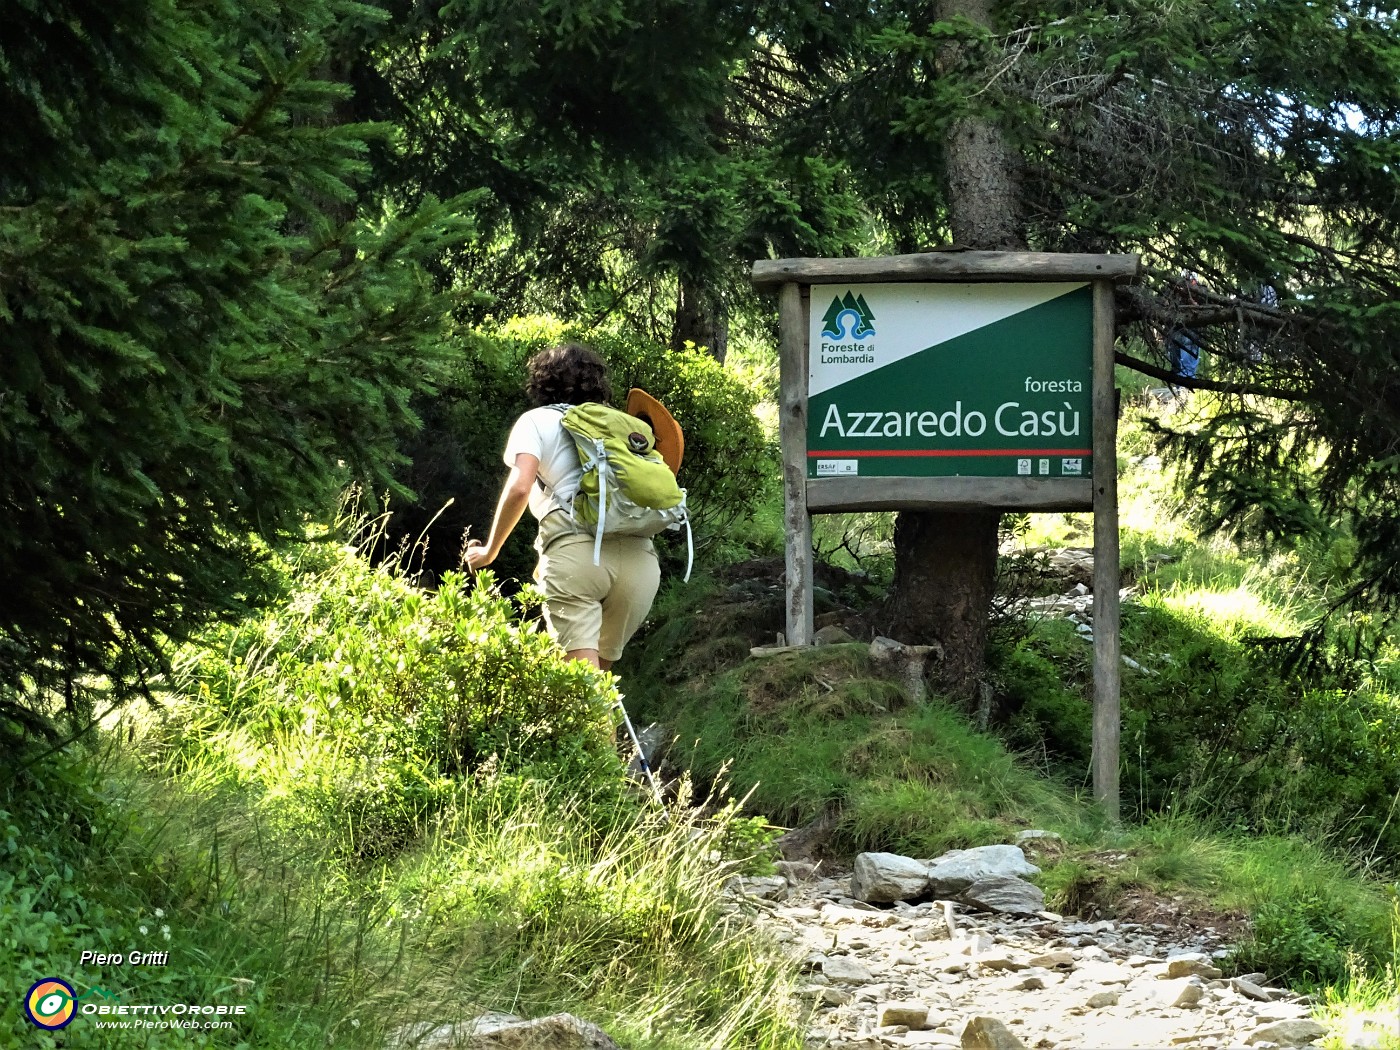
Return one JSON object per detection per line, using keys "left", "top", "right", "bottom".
{"left": 592, "top": 438, "right": 606, "bottom": 567}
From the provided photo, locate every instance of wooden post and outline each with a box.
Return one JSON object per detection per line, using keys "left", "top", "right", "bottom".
{"left": 778, "top": 282, "right": 814, "bottom": 646}
{"left": 1091, "top": 279, "right": 1121, "bottom": 823}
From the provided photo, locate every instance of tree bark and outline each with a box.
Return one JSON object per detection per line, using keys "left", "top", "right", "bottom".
{"left": 671, "top": 276, "right": 729, "bottom": 362}
{"left": 882, "top": 0, "right": 1023, "bottom": 699}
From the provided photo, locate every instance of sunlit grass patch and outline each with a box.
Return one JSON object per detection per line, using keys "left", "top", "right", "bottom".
{"left": 1145, "top": 580, "right": 1304, "bottom": 640}
{"left": 1317, "top": 947, "right": 1400, "bottom": 1050}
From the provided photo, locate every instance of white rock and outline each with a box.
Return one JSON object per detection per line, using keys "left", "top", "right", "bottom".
{"left": 1167, "top": 953, "right": 1224, "bottom": 979}
{"left": 1027, "top": 950, "right": 1074, "bottom": 969}
{"left": 956, "top": 931, "right": 996, "bottom": 955}
{"left": 1157, "top": 978, "right": 1205, "bottom": 1008}
{"left": 856, "top": 983, "right": 890, "bottom": 1003}
{"left": 729, "top": 875, "right": 790, "bottom": 901}
{"left": 852, "top": 852, "right": 933, "bottom": 904}
{"left": 925, "top": 846, "right": 1040, "bottom": 896}
{"left": 960, "top": 1016, "right": 1027, "bottom": 1050}
{"left": 958, "top": 876, "right": 1045, "bottom": 916}
{"left": 1073, "top": 962, "right": 1133, "bottom": 986}
{"left": 1086, "top": 991, "right": 1120, "bottom": 1009}
{"left": 879, "top": 1002, "right": 932, "bottom": 1029}
{"left": 798, "top": 984, "right": 852, "bottom": 1006}
{"left": 800, "top": 952, "right": 828, "bottom": 972}
{"left": 1253, "top": 1003, "right": 1311, "bottom": 1022}
{"left": 1243, "top": 1020, "right": 1328, "bottom": 1046}
{"left": 824, "top": 956, "right": 876, "bottom": 983}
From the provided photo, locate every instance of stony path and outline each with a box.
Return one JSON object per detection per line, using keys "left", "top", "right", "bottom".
{"left": 725, "top": 869, "right": 1333, "bottom": 1050}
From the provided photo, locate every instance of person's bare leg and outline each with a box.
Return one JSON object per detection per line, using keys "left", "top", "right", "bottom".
{"left": 566, "top": 647, "right": 602, "bottom": 669}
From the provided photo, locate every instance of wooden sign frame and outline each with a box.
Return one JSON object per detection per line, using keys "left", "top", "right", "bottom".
{"left": 752, "top": 250, "right": 1141, "bottom": 821}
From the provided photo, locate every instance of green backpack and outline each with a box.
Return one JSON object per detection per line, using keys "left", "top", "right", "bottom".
{"left": 545, "top": 403, "right": 692, "bottom": 579}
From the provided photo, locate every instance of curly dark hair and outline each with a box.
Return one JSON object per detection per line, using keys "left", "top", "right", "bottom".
{"left": 525, "top": 342, "right": 612, "bottom": 406}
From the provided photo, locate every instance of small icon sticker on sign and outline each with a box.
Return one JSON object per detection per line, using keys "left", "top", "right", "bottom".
{"left": 1061, "top": 457, "right": 1083, "bottom": 476}
{"left": 1017, "top": 459, "right": 1031, "bottom": 475}
{"left": 815, "top": 459, "right": 859, "bottom": 477}
{"left": 1039, "top": 458, "right": 1050, "bottom": 475}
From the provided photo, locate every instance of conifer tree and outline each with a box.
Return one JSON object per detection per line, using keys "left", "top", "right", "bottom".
{"left": 0, "top": 0, "right": 473, "bottom": 744}
{"left": 806, "top": 0, "right": 1400, "bottom": 683}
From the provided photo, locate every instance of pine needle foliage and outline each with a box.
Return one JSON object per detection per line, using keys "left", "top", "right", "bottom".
{"left": 0, "top": 0, "right": 476, "bottom": 746}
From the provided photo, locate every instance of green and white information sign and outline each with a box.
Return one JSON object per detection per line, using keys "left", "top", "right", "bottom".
{"left": 807, "top": 282, "right": 1093, "bottom": 480}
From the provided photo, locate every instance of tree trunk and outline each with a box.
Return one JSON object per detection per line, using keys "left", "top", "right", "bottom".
{"left": 882, "top": 0, "right": 1023, "bottom": 700}
{"left": 884, "top": 510, "right": 1000, "bottom": 686}
{"left": 671, "top": 276, "right": 728, "bottom": 362}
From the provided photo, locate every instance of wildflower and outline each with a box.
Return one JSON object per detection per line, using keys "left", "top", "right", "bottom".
{"left": 139, "top": 925, "right": 148, "bottom": 935}
{"left": 162, "top": 925, "right": 171, "bottom": 941}
{"left": 154, "top": 908, "right": 165, "bottom": 919}
{"left": 351, "top": 1020, "right": 361, "bottom": 1029}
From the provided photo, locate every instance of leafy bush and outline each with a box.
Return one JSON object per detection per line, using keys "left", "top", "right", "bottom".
{"left": 1232, "top": 895, "right": 1351, "bottom": 985}
{"left": 389, "top": 319, "right": 777, "bottom": 581}
{"left": 0, "top": 758, "right": 136, "bottom": 1043}
{"left": 995, "top": 597, "right": 1400, "bottom": 860}
{"left": 174, "top": 543, "right": 628, "bottom": 859}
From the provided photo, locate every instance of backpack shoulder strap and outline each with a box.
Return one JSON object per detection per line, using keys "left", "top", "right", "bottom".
{"left": 534, "top": 403, "right": 576, "bottom": 498}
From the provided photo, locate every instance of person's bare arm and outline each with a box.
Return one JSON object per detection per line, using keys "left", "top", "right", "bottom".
{"left": 465, "top": 453, "right": 539, "bottom": 569}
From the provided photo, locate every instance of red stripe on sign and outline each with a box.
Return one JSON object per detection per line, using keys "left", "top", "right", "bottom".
{"left": 809, "top": 449, "right": 1092, "bottom": 458}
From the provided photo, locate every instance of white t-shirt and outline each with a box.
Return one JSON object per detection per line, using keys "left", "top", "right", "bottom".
{"left": 503, "top": 406, "right": 583, "bottom": 520}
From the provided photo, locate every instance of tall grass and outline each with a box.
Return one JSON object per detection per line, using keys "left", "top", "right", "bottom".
{"left": 0, "top": 535, "right": 804, "bottom": 1048}
{"left": 2, "top": 745, "right": 803, "bottom": 1048}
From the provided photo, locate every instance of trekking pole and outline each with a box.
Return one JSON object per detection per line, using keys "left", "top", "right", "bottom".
{"left": 611, "top": 695, "right": 664, "bottom": 808}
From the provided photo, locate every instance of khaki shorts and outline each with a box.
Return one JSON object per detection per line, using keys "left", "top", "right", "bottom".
{"left": 535, "top": 513, "right": 661, "bottom": 661}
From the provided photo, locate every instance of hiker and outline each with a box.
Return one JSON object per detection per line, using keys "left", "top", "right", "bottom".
{"left": 1166, "top": 271, "right": 1204, "bottom": 380}
{"left": 464, "top": 343, "right": 662, "bottom": 670}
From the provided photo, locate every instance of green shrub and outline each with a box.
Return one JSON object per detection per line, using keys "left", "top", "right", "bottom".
{"left": 0, "top": 758, "right": 137, "bottom": 1043}
{"left": 996, "top": 598, "right": 1400, "bottom": 860}
{"left": 1231, "top": 894, "right": 1352, "bottom": 985}
{"left": 994, "top": 620, "right": 1093, "bottom": 772}
{"left": 174, "top": 545, "right": 629, "bottom": 859}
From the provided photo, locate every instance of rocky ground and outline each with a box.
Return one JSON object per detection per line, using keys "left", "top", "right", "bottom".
{"left": 723, "top": 849, "right": 1359, "bottom": 1050}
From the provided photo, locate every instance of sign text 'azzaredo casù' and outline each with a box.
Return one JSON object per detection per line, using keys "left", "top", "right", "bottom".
{"left": 808, "top": 282, "right": 1094, "bottom": 480}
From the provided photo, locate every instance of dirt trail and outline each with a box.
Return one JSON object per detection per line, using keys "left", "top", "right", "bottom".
{"left": 726, "top": 870, "right": 1336, "bottom": 1050}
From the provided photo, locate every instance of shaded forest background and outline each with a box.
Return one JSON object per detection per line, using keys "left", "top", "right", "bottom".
{"left": 6, "top": 0, "right": 1400, "bottom": 744}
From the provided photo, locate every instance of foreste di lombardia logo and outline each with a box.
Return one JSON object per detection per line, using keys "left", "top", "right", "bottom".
{"left": 820, "top": 291, "right": 876, "bottom": 341}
